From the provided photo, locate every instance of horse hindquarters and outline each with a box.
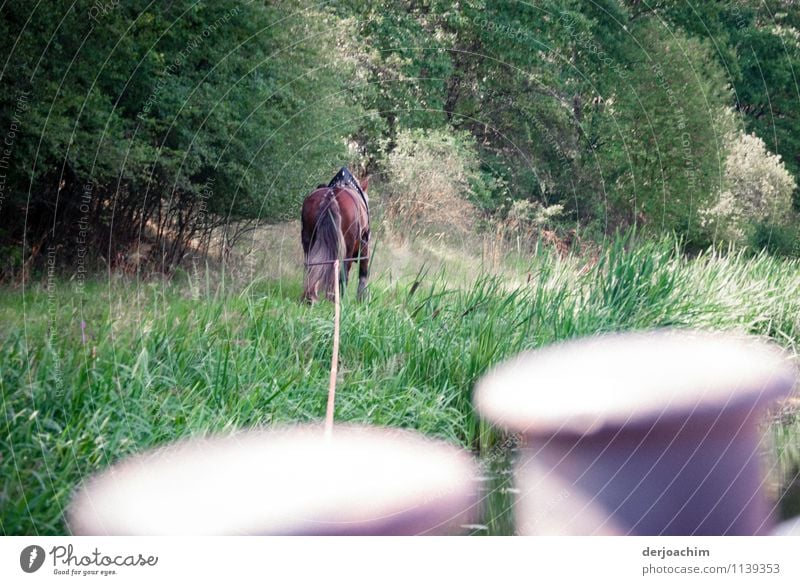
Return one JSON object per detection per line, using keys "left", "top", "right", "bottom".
{"left": 303, "top": 194, "right": 344, "bottom": 302}
{"left": 335, "top": 189, "right": 370, "bottom": 302}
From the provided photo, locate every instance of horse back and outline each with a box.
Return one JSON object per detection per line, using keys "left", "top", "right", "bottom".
{"left": 301, "top": 186, "right": 367, "bottom": 256}
{"left": 334, "top": 187, "right": 368, "bottom": 242}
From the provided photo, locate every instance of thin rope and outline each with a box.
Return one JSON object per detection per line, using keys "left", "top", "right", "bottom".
{"left": 324, "top": 258, "right": 341, "bottom": 440}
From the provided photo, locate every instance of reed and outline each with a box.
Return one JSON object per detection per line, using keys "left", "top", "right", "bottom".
{"left": 2, "top": 233, "right": 798, "bottom": 534}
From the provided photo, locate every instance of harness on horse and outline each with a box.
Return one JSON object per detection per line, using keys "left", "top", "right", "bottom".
{"left": 303, "top": 167, "right": 371, "bottom": 269}
{"left": 328, "top": 166, "right": 370, "bottom": 227}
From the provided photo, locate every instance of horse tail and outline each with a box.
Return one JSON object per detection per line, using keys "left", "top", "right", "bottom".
{"left": 305, "top": 191, "right": 344, "bottom": 301}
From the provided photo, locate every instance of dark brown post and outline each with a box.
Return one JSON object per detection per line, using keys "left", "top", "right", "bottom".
{"left": 475, "top": 330, "right": 797, "bottom": 535}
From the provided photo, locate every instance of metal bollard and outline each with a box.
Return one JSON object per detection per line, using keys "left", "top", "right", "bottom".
{"left": 68, "top": 425, "right": 479, "bottom": 535}
{"left": 474, "top": 330, "right": 797, "bottom": 535}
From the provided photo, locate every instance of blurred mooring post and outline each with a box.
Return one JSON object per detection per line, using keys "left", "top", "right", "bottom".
{"left": 475, "top": 330, "right": 798, "bottom": 535}
{"left": 68, "top": 425, "right": 479, "bottom": 535}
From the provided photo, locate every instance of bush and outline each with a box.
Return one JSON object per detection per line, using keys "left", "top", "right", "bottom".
{"left": 749, "top": 222, "right": 800, "bottom": 257}
{"left": 380, "top": 129, "right": 481, "bottom": 237}
{"left": 707, "top": 132, "right": 796, "bottom": 247}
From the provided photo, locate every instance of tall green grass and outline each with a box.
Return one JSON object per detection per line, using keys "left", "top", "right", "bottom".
{"left": 1, "top": 234, "right": 799, "bottom": 534}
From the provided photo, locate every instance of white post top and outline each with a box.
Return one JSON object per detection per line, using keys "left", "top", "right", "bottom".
{"left": 475, "top": 330, "right": 797, "bottom": 437}
{"left": 68, "top": 425, "right": 478, "bottom": 535}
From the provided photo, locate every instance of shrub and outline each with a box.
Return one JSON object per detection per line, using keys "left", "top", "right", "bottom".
{"left": 380, "top": 129, "right": 481, "bottom": 237}
{"left": 707, "top": 132, "right": 796, "bottom": 247}
{"left": 749, "top": 222, "right": 800, "bottom": 257}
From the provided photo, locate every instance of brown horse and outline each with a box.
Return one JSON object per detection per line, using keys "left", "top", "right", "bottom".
{"left": 301, "top": 173, "right": 370, "bottom": 303}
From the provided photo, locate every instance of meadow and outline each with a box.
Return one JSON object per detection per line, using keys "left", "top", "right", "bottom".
{"left": 2, "top": 230, "right": 799, "bottom": 535}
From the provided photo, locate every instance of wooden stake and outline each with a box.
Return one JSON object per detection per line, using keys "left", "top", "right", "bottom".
{"left": 324, "top": 259, "right": 340, "bottom": 439}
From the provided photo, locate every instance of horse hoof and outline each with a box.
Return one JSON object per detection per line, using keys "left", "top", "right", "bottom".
{"left": 357, "top": 285, "right": 368, "bottom": 302}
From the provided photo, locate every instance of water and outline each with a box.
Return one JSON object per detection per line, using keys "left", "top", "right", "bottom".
{"left": 466, "top": 443, "right": 518, "bottom": 536}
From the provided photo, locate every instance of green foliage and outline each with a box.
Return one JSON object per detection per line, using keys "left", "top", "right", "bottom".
{"left": 750, "top": 222, "right": 800, "bottom": 257}
{"left": 341, "top": 1, "right": 742, "bottom": 243}
{"left": 4, "top": 2, "right": 800, "bottom": 537}
{"left": 3, "top": 233, "right": 800, "bottom": 534}
{"left": 379, "top": 127, "right": 481, "bottom": 235}
{"left": 3, "top": 0, "right": 800, "bottom": 271}
{"left": 706, "top": 131, "right": 797, "bottom": 250}
{"left": 0, "top": 1, "right": 363, "bottom": 272}
{"left": 642, "top": 0, "right": 800, "bottom": 207}
{"left": 576, "top": 16, "right": 734, "bottom": 241}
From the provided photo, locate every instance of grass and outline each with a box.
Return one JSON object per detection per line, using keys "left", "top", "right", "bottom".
{"left": 1, "top": 232, "right": 799, "bottom": 534}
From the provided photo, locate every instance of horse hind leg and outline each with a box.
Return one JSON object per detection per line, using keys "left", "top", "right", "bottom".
{"left": 304, "top": 282, "right": 319, "bottom": 304}
{"left": 356, "top": 237, "right": 370, "bottom": 302}
{"left": 341, "top": 259, "right": 352, "bottom": 291}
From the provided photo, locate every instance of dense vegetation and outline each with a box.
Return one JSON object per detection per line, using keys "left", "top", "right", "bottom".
{"left": 2, "top": 1, "right": 800, "bottom": 536}
{"left": 1, "top": 0, "right": 799, "bottom": 279}
{"left": 2, "top": 234, "right": 800, "bottom": 534}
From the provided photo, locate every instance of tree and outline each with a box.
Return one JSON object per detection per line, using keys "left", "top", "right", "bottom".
{"left": 0, "top": 0, "right": 363, "bottom": 276}
{"left": 585, "top": 20, "right": 736, "bottom": 242}
{"left": 631, "top": 0, "right": 800, "bottom": 208}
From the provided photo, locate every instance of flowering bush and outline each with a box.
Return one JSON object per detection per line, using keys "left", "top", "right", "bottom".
{"left": 380, "top": 129, "right": 480, "bottom": 236}
{"left": 708, "top": 132, "right": 796, "bottom": 246}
